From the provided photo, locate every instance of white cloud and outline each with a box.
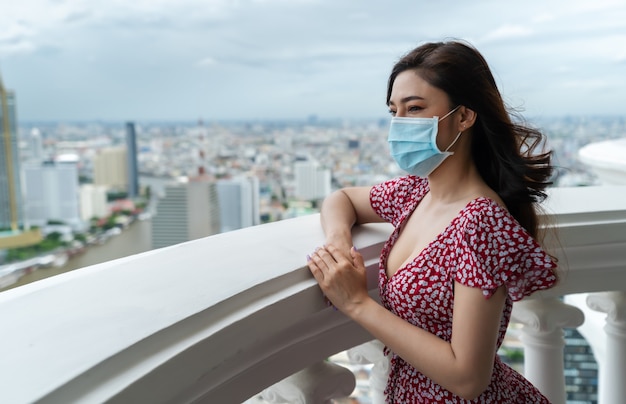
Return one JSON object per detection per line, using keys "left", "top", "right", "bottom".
{"left": 559, "top": 79, "right": 610, "bottom": 90}
{"left": 1, "top": 0, "right": 626, "bottom": 120}
{"left": 195, "top": 57, "right": 217, "bottom": 68}
{"left": 482, "top": 24, "right": 534, "bottom": 42}
{"left": 531, "top": 13, "right": 554, "bottom": 24}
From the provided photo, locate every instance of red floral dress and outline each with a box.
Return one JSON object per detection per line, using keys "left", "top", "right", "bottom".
{"left": 370, "top": 176, "right": 558, "bottom": 403}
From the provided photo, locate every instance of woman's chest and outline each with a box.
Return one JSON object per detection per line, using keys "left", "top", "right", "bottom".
{"left": 386, "top": 199, "right": 467, "bottom": 279}
{"left": 380, "top": 240, "right": 458, "bottom": 326}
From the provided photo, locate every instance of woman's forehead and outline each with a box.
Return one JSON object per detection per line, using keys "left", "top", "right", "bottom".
{"left": 390, "top": 71, "right": 447, "bottom": 104}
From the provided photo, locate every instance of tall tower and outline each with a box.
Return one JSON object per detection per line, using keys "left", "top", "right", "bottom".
{"left": 93, "top": 147, "right": 128, "bottom": 191}
{"left": 0, "top": 72, "right": 24, "bottom": 231}
{"left": 151, "top": 179, "right": 220, "bottom": 249}
{"left": 23, "top": 161, "right": 82, "bottom": 229}
{"left": 294, "top": 160, "right": 331, "bottom": 201}
{"left": 125, "top": 122, "right": 139, "bottom": 198}
{"left": 216, "top": 175, "right": 260, "bottom": 233}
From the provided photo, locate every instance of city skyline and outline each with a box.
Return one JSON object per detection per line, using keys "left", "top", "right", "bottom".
{"left": 1, "top": 0, "right": 626, "bottom": 122}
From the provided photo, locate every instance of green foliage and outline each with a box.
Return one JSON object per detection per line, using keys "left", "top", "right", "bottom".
{"left": 47, "top": 219, "right": 67, "bottom": 225}
{"left": 5, "top": 236, "right": 65, "bottom": 263}
{"left": 107, "top": 190, "right": 128, "bottom": 201}
{"left": 499, "top": 347, "right": 524, "bottom": 363}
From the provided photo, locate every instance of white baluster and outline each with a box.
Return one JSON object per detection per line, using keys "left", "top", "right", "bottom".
{"left": 347, "top": 340, "right": 390, "bottom": 404}
{"left": 261, "top": 361, "right": 355, "bottom": 404}
{"left": 511, "top": 297, "right": 584, "bottom": 404}
{"left": 587, "top": 291, "right": 626, "bottom": 404}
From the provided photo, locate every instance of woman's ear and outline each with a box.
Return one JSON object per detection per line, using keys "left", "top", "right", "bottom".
{"left": 458, "top": 106, "right": 477, "bottom": 132}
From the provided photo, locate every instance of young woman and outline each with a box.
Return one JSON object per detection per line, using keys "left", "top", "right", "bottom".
{"left": 306, "top": 40, "right": 558, "bottom": 403}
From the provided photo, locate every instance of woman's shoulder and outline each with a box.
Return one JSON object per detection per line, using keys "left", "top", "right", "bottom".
{"left": 460, "top": 196, "right": 520, "bottom": 231}
{"left": 376, "top": 175, "right": 429, "bottom": 195}
{"left": 370, "top": 176, "right": 429, "bottom": 223}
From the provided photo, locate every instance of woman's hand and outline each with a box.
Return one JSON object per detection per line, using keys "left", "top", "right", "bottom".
{"left": 307, "top": 244, "right": 370, "bottom": 316}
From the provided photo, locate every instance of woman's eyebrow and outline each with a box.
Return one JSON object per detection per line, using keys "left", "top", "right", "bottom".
{"left": 388, "top": 95, "right": 425, "bottom": 106}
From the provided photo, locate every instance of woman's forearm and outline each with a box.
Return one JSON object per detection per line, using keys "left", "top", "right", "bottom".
{"left": 320, "top": 190, "right": 358, "bottom": 251}
{"left": 320, "top": 187, "right": 379, "bottom": 251}
{"left": 347, "top": 296, "right": 497, "bottom": 400}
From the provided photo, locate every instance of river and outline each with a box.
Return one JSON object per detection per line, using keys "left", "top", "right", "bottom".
{"left": 1, "top": 176, "right": 176, "bottom": 293}
{"left": 0, "top": 218, "right": 153, "bottom": 293}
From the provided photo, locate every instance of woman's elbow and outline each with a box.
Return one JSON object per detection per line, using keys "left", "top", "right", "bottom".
{"left": 451, "top": 375, "right": 491, "bottom": 400}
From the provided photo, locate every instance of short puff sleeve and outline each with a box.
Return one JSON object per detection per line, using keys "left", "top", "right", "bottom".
{"left": 454, "top": 201, "right": 558, "bottom": 301}
{"left": 369, "top": 176, "right": 429, "bottom": 227}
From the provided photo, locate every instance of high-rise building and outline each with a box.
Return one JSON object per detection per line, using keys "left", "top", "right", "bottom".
{"left": 216, "top": 175, "right": 260, "bottom": 233}
{"left": 126, "top": 122, "right": 139, "bottom": 198}
{"left": 0, "top": 73, "right": 24, "bottom": 231}
{"left": 93, "top": 147, "right": 128, "bottom": 192}
{"left": 23, "top": 161, "right": 82, "bottom": 229}
{"left": 294, "top": 160, "right": 331, "bottom": 201}
{"left": 79, "top": 184, "right": 109, "bottom": 221}
{"left": 29, "top": 128, "right": 44, "bottom": 162}
{"left": 151, "top": 180, "right": 220, "bottom": 249}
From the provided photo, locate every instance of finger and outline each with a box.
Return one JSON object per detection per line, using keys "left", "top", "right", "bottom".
{"left": 322, "top": 244, "right": 350, "bottom": 264}
{"left": 315, "top": 247, "right": 339, "bottom": 266}
{"left": 350, "top": 246, "right": 364, "bottom": 267}
{"left": 306, "top": 254, "right": 325, "bottom": 282}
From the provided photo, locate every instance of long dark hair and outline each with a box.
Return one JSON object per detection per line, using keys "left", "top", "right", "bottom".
{"left": 386, "top": 40, "right": 553, "bottom": 238}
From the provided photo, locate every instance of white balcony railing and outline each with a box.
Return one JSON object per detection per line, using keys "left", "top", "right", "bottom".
{"left": 1, "top": 185, "right": 625, "bottom": 404}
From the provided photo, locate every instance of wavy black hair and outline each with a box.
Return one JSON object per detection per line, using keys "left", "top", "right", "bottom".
{"left": 387, "top": 40, "right": 553, "bottom": 238}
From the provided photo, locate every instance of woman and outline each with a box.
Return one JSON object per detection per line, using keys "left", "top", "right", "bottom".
{"left": 306, "top": 40, "right": 558, "bottom": 403}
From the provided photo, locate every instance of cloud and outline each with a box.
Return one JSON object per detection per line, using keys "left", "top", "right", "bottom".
{"left": 2, "top": 0, "right": 626, "bottom": 120}
{"left": 559, "top": 79, "right": 611, "bottom": 90}
{"left": 531, "top": 13, "right": 554, "bottom": 24}
{"left": 0, "top": 22, "right": 37, "bottom": 56}
{"left": 482, "top": 24, "right": 534, "bottom": 42}
{"left": 195, "top": 57, "right": 217, "bottom": 68}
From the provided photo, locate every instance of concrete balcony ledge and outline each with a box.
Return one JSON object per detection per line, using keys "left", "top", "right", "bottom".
{"left": 1, "top": 185, "right": 625, "bottom": 403}
{"left": 0, "top": 212, "right": 391, "bottom": 403}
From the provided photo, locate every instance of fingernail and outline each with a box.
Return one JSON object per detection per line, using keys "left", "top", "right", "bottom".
{"left": 352, "top": 246, "right": 358, "bottom": 252}
{"left": 306, "top": 254, "right": 311, "bottom": 262}
{"left": 332, "top": 305, "right": 338, "bottom": 311}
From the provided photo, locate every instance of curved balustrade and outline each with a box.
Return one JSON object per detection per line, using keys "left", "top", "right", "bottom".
{"left": 0, "top": 185, "right": 625, "bottom": 404}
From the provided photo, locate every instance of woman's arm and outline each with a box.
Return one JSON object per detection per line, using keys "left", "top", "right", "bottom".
{"left": 320, "top": 187, "right": 384, "bottom": 254}
{"left": 308, "top": 244, "right": 506, "bottom": 400}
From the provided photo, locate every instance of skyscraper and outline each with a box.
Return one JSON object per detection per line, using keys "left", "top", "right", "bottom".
{"left": 294, "top": 160, "right": 331, "bottom": 201}
{"left": 126, "top": 122, "right": 139, "bottom": 198}
{"left": 79, "top": 184, "right": 109, "bottom": 221}
{"left": 93, "top": 147, "right": 127, "bottom": 192}
{"left": 151, "top": 179, "right": 220, "bottom": 249}
{"left": 216, "top": 175, "right": 260, "bottom": 233}
{"left": 23, "top": 161, "right": 82, "bottom": 229}
{"left": 0, "top": 73, "right": 24, "bottom": 231}
{"left": 29, "top": 128, "right": 44, "bottom": 162}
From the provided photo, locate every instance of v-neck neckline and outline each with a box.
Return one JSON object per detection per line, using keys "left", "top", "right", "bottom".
{"left": 382, "top": 196, "right": 496, "bottom": 283}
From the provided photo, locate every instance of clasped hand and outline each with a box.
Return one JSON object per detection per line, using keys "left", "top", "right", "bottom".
{"left": 306, "top": 244, "right": 369, "bottom": 315}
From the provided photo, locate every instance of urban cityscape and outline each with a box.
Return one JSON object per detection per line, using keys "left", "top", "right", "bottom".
{"left": 3, "top": 113, "right": 624, "bottom": 274}
{"left": 1, "top": 70, "right": 625, "bottom": 403}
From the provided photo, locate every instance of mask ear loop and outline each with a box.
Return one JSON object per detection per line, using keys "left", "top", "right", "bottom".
{"left": 436, "top": 105, "right": 462, "bottom": 152}
{"left": 438, "top": 105, "right": 462, "bottom": 122}
{"left": 444, "top": 131, "right": 463, "bottom": 153}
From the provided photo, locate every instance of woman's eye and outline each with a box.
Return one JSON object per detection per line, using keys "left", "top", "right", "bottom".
{"left": 407, "top": 105, "right": 423, "bottom": 113}
{"left": 388, "top": 110, "right": 397, "bottom": 116}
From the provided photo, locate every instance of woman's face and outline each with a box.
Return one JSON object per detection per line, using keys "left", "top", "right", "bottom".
{"left": 388, "top": 70, "right": 459, "bottom": 151}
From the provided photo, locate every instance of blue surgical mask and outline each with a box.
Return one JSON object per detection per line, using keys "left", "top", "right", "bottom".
{"left": 388, "top": 106, "right": 462, "bottom": 177}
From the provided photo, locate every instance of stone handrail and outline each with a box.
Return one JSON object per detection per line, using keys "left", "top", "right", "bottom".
{"left": 0, "top": 185, "right": 625, "bottom": 403}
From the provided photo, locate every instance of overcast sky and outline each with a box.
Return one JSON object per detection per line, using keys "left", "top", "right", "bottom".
{"left": 1, "top": 0, "right": 625, "bottom": 122}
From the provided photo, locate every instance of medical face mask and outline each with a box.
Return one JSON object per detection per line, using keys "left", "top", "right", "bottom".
{"left": 388, "top": 106, "right": 462, "bottom": 177}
